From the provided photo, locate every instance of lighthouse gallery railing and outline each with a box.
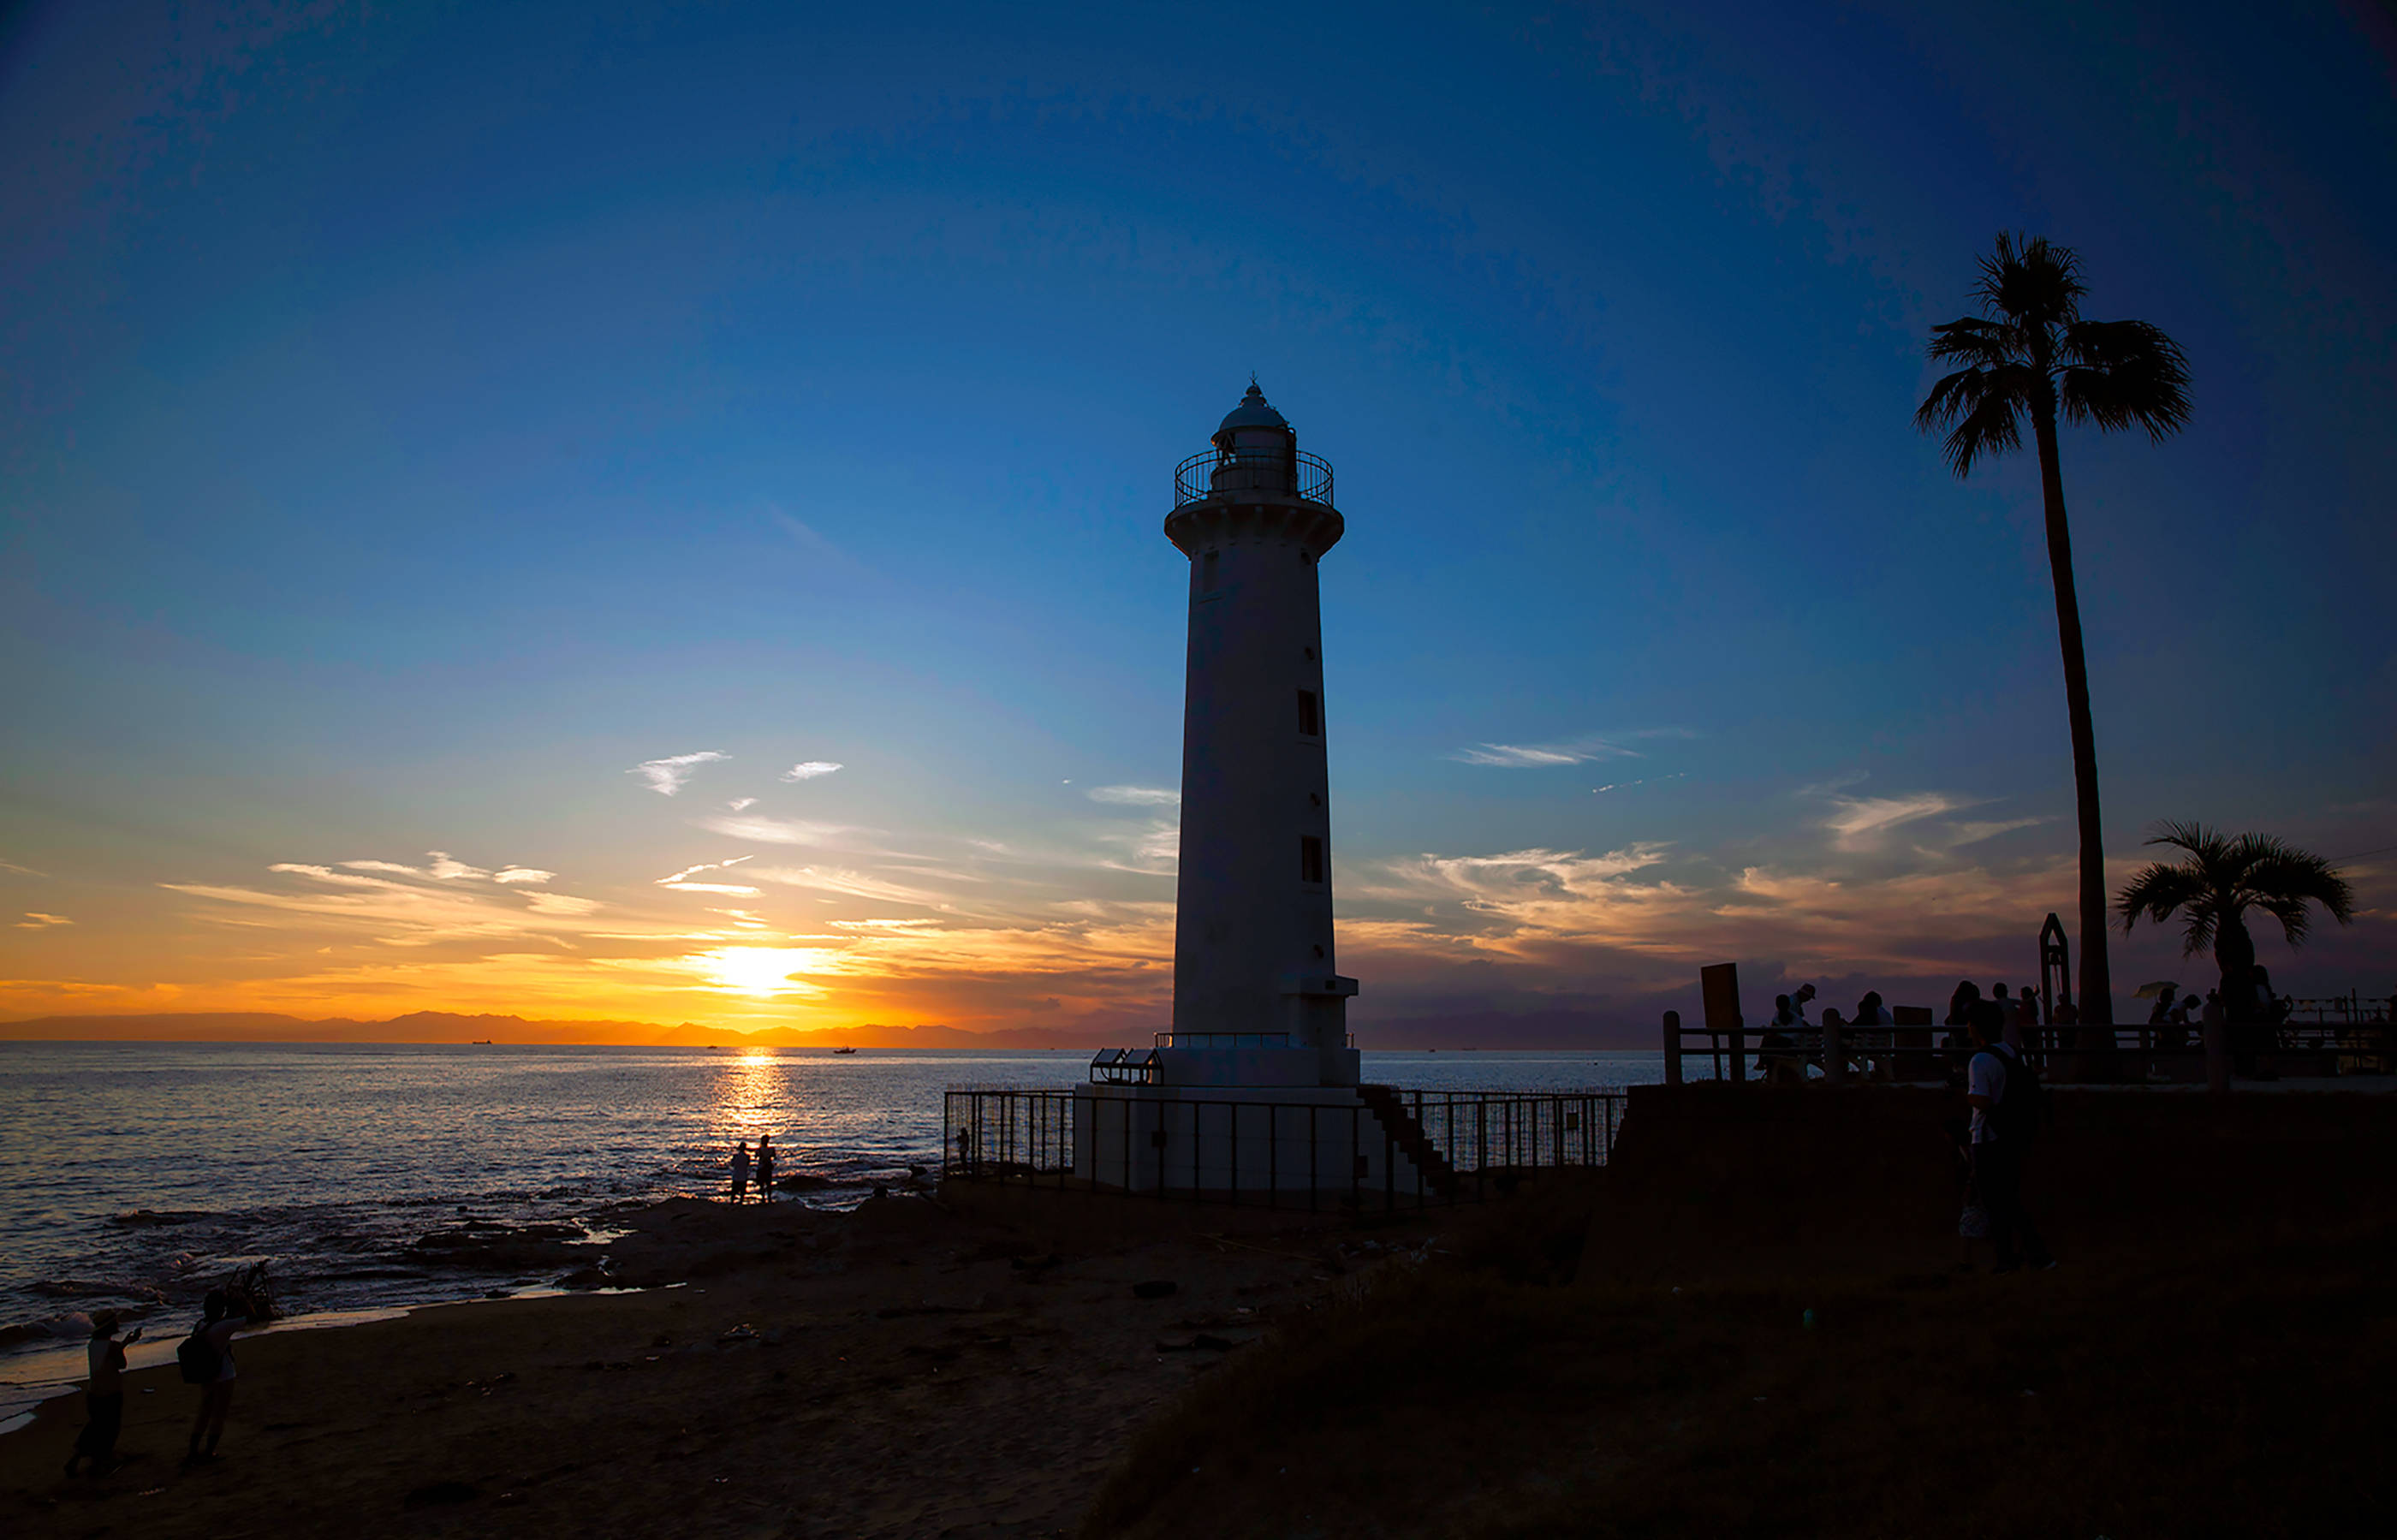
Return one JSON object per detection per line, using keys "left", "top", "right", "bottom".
{"left": 1174, "top": 447, "right": 1335, "bottom": 508}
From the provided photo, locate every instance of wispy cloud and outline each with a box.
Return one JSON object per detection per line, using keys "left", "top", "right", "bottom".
{"left": 335, "top": 854, "right": 545, "bottom": 885}
{"left": 628, "top": 751, "right": 729, "bottom": 796}
{"left": 1453, "top": 729, "right": 1692, "bottom": 768}
{"left": 269, "top": 863, "right": 387, "bottom": 888}
{"left": 17, "top": 912, "right": 72, "bottom": 928}
{"left": 727, "top": 797, "right": 758, "bottom": 813}
{"left": 1087, "top": 785, "right": 1180, "bottom": 806}
{"left": 1092, "top": 818, "right": 1181, "bottom": 876}
{"left": 170, "top": 862, "right": 625, "bottom": 948}
{"left": 750, "top": 865, "right": 952, "bottom": 907}
{"left": 1591, "top": 772, "right": 1690, "bottom": 794}
{"left": 781, "top": 761, "right": 843, "bottom": 782}
{"left": 699, "top": 814, "right": 858, "bottom": 847}
{"left": 1793, "top": 770, "right": 1871, "bottom": 799}
{"left": 1823, "top": 793, "right": 1965, "bottom": 845}
{"left": 523, "top": 892, "right": 602, "bottom": 917}
{"left": 658, "top": 857, "right": 754, "bottom": 885}
{"left": 656, "top": 855, "right": 760, "bottom": 896}
{"left": 0, "top": 857, "right": 47, "bottom": 877}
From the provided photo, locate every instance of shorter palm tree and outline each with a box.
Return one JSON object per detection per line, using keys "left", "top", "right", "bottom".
{"left": 2115, "top": 822, "right": 2355, "bottom": 1019}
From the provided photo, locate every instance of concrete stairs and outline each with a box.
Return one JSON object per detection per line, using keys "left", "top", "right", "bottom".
{"left": 1357, "top": 1084, "right": 1461, "bottom": 1197}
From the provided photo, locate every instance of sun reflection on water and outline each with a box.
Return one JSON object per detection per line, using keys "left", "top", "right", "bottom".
{"left": 715, "top": 1049, "right": 788, "bottom": 1145}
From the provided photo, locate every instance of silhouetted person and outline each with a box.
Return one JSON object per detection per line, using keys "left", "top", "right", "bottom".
{"left": 184, "top": 1290, "right": 241, "bottom": 1463}
{"left": 2011, "top": 987, "right": 2040, "bottom": 1053}
{"left": 2251, "top": 965, "right": 2286, "bottom": 1079}
{"left": 730, "top": 1139, "right": 752, "bottom": 1203}
{"left": 754, "top": 1133, "right": 776, "bottom": 1201}
{"left": 67, "top": 1311, "right": 137, "bottom": 1478}
{"left": 1850, "top": 990, "right": 1894, "bottom": 1078}
{"left": 1758, "top": 994, "right": 1800, "bottom": 1081}
{"left": 1966, "top": 1002, "right": 2052, "bottom": 1273}
{"left": 1942, "top": 980, "right": 1982, "bottom": 1049}
{"left": 2149, "top": 987, "right": 2187, "bottom": 1067}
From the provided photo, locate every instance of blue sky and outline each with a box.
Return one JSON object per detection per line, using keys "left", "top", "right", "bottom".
{"left": 3, "top": 0, "right": 2391, "bottom": 1038}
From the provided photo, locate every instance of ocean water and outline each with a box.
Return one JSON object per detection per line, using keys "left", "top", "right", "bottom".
{"left": 0, "top": 1043, "right": 1671, "bottom": 1410}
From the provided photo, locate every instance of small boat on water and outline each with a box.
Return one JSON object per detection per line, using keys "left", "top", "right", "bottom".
{"left": 470, "top": 1039, "right": 493, "bottom": 1044}
{"left": 832, "top": 1046, "right": 859, "bottom": 1055}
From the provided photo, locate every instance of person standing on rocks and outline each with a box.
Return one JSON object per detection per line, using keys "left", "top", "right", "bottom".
{"left": 65, "top": 1311, "right": 137, "bottom": 1477}
{"left": 730, "top": 1139, "right": 752, "bottom": 1204}
{"left": 754, "top": 1133, "right": 776, "bottom": 1201}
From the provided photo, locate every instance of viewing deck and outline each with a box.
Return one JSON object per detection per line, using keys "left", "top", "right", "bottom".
{"left": 1173, "top": 445, "right": 1334, "bottom": 508}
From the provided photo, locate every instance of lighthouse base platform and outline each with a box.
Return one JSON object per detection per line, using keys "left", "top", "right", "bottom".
{"left": 1071, "top": 1080, "right": 1442, "bottom": 1198}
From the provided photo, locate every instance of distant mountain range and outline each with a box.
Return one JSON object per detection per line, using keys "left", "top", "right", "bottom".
{"left": 0, "top": 1006, "right": 1658, "bottom": 1049}
{"left": 0, "top": 1011, "right": 1121, "bottom": 1049}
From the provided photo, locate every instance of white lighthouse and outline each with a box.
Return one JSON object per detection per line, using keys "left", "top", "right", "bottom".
{"left": 1166, "top": 381, "right": 1359, "bottom": 1088}
{"left": 1071, "top": 385, "right": 1438, "bottom": 1199}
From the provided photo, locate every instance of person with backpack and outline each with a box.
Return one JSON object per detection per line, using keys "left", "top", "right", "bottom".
{"left": 1966, "top": 1001, "right": 2055, "bottom": 1274}
{"left": 181, "top": 1289, "right": 243, "bottom": 1463}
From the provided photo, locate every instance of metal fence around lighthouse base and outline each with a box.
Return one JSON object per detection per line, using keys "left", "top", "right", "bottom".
{"left": 941, "top": 1085, "right": 1625, "bottom": 1212}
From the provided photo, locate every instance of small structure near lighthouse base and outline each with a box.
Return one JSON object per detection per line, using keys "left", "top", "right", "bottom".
{"left": 1073, "top": 1079, "right": 1441, "bottom": 1198}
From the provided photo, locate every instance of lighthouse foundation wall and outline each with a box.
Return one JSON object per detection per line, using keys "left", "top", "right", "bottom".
{"left": 1071, "top": 1084, "right": 1435, "bottom": 1198}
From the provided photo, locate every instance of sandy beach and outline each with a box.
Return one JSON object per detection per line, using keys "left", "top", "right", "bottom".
{"left": 2, "top": 1190, "right": 1428, "bottom": 1538}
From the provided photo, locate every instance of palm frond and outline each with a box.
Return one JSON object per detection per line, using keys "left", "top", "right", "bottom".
{"left": 1916, "top": 362, "right": 2037, "bottom": 478}
{"left": 1924, "top": 317, "right": 2021, "bottom": 369}
{"left": 1974, "top": 233, "right": 2085, "bottom": 330}
{"left": 2058, "top": 319, "right": 2192, "bottom": 441}
{"left": 2116, "top": 861, "right": 2207, "bottom": 935}
{"left": 2142, "top": 820, "right": 2223, "bottom": 861}
{"left": 2242, "top": 847, "right": 2356, "bottom": 943}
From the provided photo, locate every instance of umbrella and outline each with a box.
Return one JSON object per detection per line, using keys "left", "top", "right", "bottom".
{"left": 2132, "top": 980, "right": 2180, "bottom": 1000}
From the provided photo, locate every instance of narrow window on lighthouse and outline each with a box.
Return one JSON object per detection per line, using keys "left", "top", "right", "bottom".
{"left": 1300, "top": 835, "right": 1326, "bottom": 886}
{"left": 1297, "top": 689, "right": 1320, "bottom": 737}
{"left": 1201, "top": 550, "right": 1219, "bottom": 592}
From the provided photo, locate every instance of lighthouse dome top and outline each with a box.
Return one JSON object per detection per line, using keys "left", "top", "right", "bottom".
{"left": 1216, "top": 380, "right": 1288, "bottom": 436}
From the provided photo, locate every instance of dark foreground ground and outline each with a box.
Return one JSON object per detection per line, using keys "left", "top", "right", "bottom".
{"left": 1084, "top": 1086, "right": 2397, "bottom": 1539}
{"left": 9, "top": 1085, "right": 2393, "bottom": 1538}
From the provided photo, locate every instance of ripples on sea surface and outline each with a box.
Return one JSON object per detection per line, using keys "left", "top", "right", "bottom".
{"left": 0, "top": 1044, "right": 1672, "bottom": 1372}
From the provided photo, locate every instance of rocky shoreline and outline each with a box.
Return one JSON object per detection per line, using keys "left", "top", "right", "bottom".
{"left": 2, "top": 1186, "right": 1420, "bottom": 1537}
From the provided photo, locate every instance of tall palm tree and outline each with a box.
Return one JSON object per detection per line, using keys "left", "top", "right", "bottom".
{"left": 2116, "top": 822, "right": 2355, "bottom": 1016}
{"left": 1916, "top": 234, "right": 2192, "bottom": 1028}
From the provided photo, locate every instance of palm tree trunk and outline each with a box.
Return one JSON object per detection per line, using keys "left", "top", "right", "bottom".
{"left": 2031, "top": 403, "right": 2114, "bottom": 1054}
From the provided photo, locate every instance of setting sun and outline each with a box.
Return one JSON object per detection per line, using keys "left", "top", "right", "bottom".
{"left": 690, "top": 947, "right": 837, "bottom": 997}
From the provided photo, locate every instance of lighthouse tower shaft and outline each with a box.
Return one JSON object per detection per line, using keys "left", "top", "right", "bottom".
{"left": 1165, "top": 385, "right": 1359, "bottom": 1088}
